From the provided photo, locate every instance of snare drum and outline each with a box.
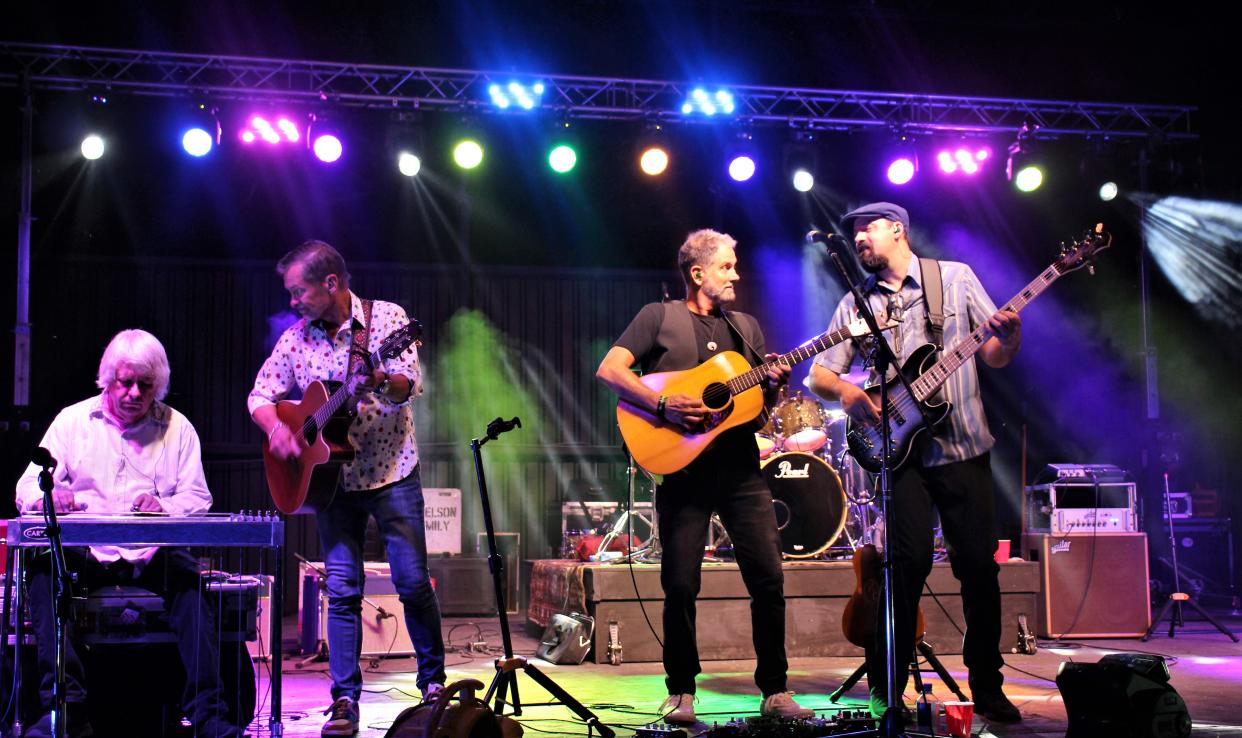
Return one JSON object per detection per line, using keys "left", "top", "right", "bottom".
{"left": 774, "top": 393, "right": 829, "bottom": 452}
{"left": 762, "top": 452, "right": 847, "bottom": 558}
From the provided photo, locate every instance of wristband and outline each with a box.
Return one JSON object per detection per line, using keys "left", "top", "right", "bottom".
{"left": 656, "top": 395, "right": 667, "bottom": 421}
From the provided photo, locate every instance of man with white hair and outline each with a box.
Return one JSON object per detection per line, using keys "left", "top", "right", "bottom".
{"left": 14, "top": 329, "right": 238, "bottom": 738}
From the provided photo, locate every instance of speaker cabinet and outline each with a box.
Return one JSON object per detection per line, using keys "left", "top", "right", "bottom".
{"left": 1024, "top": 533, "right": 1151, "bottom": 638}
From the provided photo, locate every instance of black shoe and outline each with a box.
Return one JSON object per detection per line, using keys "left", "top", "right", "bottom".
{"left": 973, "top": 687, "right": 1022, "bottom": 723}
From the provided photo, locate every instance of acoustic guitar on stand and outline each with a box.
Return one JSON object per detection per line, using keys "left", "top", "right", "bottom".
{"left": 846, "top": 224, "right": 1112, "bottom": 473}
{"left": 617, "top": 318, "right": 887, "bottom": 475}
{"left": 262, "top": 320, "right": 422, "bottom": 514}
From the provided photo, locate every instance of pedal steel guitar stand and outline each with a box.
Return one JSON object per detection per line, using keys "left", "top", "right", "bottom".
{"left": 469, "top": 417, "right": 616, "bottom": 738}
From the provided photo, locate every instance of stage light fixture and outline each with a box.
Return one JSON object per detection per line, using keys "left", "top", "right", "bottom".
{"left": 80, "top": 134, "right": 105, "bottom": 161}
{"left": 728, "top": 155, "right": 756, "bottom": 182}
{"left": 640, "top": 146, "right": 669, "bottom": 176}
{"left": 312, "top": 134, "right": 343, "bottom": 163}
{"left": 181, "top": 128, "right": 214, "bottom": 157}
{"left": 488, "top": 80, "right": 545, "bottom": 110}
{"left": 454, "top": 139, "right": 484, "bottom": 170}
{"left": 239, "top": 113, "right": 303, "bottom": 146}
{"left": 886, "top": 157, "right": 916, "bottom": 185}
{"left": 792, "top": 168, "right": 815, "bottom": 192}
{"left": 398, "top": 152, "right": 422, "bottom": 177}
{"left": 934, "top": 145, "right": 991, "bottom": 176}
{"left": 681, "top": 87, "right": 736, "bottom": 116}
{"left": 1014, "top": 165, "right": 1044, "bottom": 192}
{"left": 548, "top": 144, "right": 578, "bottom": 174}
{"left": 1099, "top": 181, "right": 1119, "bottom": 201}
{"left": 307, "top": 114, "right": 344, "bottom": 163}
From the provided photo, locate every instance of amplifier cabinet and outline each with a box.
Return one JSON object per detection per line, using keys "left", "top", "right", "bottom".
{"left": 1023, "top": 532, "right": 1151, "bottom": 638}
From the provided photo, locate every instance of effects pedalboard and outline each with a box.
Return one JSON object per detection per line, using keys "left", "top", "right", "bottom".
{"left": 637, "top": 710, "right": 876, "bottom": 738}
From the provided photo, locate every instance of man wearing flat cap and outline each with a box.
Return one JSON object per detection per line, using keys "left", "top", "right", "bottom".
{"left": 809, "top": 202, "right": 1023, "bottom": 724}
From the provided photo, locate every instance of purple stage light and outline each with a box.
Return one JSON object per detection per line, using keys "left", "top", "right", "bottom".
{"left": 276, "top": 118, "right": 300, "bottom": 142}
{"left": 954, "top": 149, "right": 980, "bottom": 175}
{"left": 240, "top": 130, "right": 256, "bottom": 144}
{"left": 887, "top": 157, "right": 916, "bottom": 185}
{"left": 975, "top": 147, "right": 991, "bottom": 161}
{"left": 728, "top": 155, "right": 756, "bottom": 182}
{"left": 312, "top": 134, "right": 343, "bottom": 163}
{"left": 937, "top": 151, "right": 958, "bottom": 174}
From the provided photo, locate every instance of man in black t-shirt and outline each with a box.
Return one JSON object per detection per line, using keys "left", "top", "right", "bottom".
{"left": 596, "top": 229, "right": 812, "bottom": 724}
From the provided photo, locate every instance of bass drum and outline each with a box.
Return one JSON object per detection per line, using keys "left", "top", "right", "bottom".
{"left": 762, "top": 452, "right": 847, "bottom": 559}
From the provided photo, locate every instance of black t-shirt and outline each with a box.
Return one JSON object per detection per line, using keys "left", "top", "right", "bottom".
{"left": 613, "top": 302, "right": 759, "bottom": 463}
{"left": 614, "top": 303, "right": 746, "bottom": 372}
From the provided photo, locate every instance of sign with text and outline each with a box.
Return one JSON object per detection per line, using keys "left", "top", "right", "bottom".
{"left": 424, "top": 488, "right": 462, "bottom": 554}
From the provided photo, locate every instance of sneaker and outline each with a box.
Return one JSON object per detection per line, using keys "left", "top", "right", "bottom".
{"left": 422, "top": 683, "right": 445, "bottom": 701}
{"left": 321, "top": 696, "right": 360, "bottom": 737}
{"left": 760, "top": 691, "right": 814, "bottom": 720}
{"left": 658, "top": 693, "right": 696, "bottom": 724}
{"left": 868, "top": 688, "right": 912, "bottom": 724}
{"left": 973, "top": 687, "right": 1022, "bottom": 723}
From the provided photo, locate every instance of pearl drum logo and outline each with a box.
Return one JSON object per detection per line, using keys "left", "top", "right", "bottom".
{"left": 773, "top": 459, "right": 811, "bottom": 479}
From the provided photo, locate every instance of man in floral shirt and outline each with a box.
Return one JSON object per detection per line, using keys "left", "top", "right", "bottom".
{"left": 248, "top": 240, "right": 445, "bottom": 737}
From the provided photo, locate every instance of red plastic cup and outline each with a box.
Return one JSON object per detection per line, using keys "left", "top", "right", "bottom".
{"left": 943, "top": 701, "right": 974, "bottom": 737}
{"left": 994, "top": 539, "right": 1011, "bottom": 563}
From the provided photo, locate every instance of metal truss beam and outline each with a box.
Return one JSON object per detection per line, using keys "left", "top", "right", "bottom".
{"left": 1, "top": 41, "right": 1197, "bottom": 140}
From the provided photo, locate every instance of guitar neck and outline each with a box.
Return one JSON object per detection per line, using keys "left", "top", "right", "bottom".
{"left": 910, "top": 262, "right": 1063, "bottom": 402}
{"left": 725, "top": 323, "right": 857, "bottom": 394}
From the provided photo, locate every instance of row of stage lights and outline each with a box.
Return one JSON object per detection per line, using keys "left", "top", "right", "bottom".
{"left": 74, "top": 110, "right": 1109, "bottom": 197}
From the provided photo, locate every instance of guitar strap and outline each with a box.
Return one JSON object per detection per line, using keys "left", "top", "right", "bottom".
{"left": 918, "top": 257, "right": 945, "bottom": 353}
{"left": 347, "top": 299, "right": 374, "bottom": 378}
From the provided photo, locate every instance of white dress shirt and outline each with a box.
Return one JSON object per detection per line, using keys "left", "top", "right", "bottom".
{"left": 14, "top": 394, "right": 214, "bottom": 564}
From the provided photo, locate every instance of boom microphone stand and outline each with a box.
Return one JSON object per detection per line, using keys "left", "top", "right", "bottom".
{"left": 820, "top": 233, "right": 935, "bottom": 738}
{"left": 469, "top": 417, "right": 616, "bottom": 738}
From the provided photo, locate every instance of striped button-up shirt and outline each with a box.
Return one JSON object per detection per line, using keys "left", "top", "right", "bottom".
{"left": 248, "top": 292, "right": 423, "bottom": 492}
{"left": 814, "top": 252, "right": 999, "bottom": 466}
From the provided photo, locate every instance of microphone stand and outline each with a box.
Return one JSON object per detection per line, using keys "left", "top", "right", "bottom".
{"left": 36, "top": 459, "right": 71, "bottom": 738}
{"left": 470, "top": 417, "right": 615, "bottom": 738}
{"left": 827, "top": 245, "right": 930, "bottom": 738}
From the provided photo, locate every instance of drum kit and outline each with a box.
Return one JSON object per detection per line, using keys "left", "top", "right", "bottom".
{"left": 757, "top": 382, "right": 878, "bottom": 560}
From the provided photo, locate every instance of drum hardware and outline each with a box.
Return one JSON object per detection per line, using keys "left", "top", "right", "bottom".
{"left": 773, "top": 391, "right": 831, "bottom": 453}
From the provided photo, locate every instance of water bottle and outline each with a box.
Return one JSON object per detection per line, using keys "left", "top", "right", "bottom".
{"left": 916, "top": 684, "right": 939, "bottom": 734}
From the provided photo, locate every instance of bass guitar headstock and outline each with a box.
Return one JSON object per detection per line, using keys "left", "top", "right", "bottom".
{"left": 1054, "top": 223, "right": 1112, "bottom": 276}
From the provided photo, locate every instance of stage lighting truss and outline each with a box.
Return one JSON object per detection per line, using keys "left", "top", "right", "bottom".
{"left": 488, "top": 80, "right": 545, "bottom": 111}
{"left": 681, "top": 87, "right": 736, "bottom": 116}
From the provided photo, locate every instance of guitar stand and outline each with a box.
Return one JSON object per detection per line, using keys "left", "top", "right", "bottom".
{"left": 469, "top": 418, "right": 616, "bottom": 738}
{"left": 828, "top": 641, "right": 968, "bottom": 705}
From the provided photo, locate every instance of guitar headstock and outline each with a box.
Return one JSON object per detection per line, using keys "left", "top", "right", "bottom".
{"left": 378, "top": 320, "right": 424, "bottom": 361}
{"left": 1054, "top": 223, "right": 1112, "bottom": 276}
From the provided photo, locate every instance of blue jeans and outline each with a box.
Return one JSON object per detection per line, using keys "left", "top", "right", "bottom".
{"left": 316, "top": 466, "right": 446, "bottom": 699}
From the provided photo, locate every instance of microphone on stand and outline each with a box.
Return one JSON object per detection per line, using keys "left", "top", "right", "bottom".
{"left": 32, "top": 446, "right": 58, "bottom": 471}
{"left": 486, "top": 416, "right": 522, "bottom": 440}
{"left": 805, "top": 229, "right": 849, "bottom": 248}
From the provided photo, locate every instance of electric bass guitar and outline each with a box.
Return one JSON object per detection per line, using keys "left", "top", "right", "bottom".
{"left": 617, "top": 318, "right": 883, "bottom": 475}
{"left": 262, "top": 320, "right": 422, "bottom": 514}
{"left": 846, "top": 224, "right": 1112, "bottom": 473}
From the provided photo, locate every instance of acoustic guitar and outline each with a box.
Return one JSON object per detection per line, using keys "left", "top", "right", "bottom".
{"left": 617, "top": 318, "right": 881, "bottom": 475}
{"left": 262, "top": 320, "right": 422, "bottom": 514}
